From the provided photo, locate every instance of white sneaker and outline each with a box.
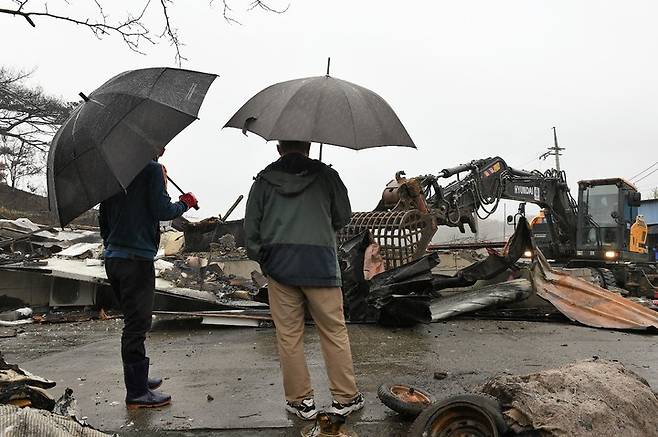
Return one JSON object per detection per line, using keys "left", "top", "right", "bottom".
{"left": 286, "top": 398, "right": 318, "bottom": 420}
{"left": 327, "top": 392, "right": 365, "bottom": 416}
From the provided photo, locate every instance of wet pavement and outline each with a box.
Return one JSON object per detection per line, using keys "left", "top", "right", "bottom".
{"left": 1, "top": 317, "right": 657, "bottom": 436}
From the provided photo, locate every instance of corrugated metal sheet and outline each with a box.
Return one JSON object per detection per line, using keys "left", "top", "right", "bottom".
{"left": 430, "top": 279, "right": 533, "bottom": 321}
{"left": 639, "top": 199, "right": 658, "bottom": 225}
{"left": 0, "top": 404, "right": 110, "bottom": 437}
{"left": 531, "top": 252, "right": 658, "bottom": 330}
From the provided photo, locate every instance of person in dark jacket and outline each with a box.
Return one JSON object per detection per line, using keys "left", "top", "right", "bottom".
{"left": 244, "top": 140, "right": 363, "bottom": 420}
{"left": 99, "top": 160, "right": 198, "bottom": 409}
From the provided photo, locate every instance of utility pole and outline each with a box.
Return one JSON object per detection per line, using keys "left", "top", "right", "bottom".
{"left": 539, "top": 126, "right": 565, "bottom": 171}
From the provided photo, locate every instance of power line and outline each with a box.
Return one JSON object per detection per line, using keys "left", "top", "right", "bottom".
{"left": 518, "top": 156, "right": 541, "bottom": 169}
{"left": 629, "top": 161, "right": 658, "bottom": 182}
{"left": 634, "top": 168, "right": 658, "bottom": 184}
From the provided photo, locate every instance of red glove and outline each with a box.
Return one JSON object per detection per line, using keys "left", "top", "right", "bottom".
{"left": 179, "top": 192, "right": 199, "bottom": 210}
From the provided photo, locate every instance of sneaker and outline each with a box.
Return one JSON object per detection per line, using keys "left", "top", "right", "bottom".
{"left": 327, "top": 392, "right": 365, "bottom": 416}
{"left": 286, "top": 398, "right": 318, "bottom": 420}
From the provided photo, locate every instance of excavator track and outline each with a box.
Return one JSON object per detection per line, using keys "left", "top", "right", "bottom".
{"left": 587, "top": 267, "right": 627, "bottom": 295}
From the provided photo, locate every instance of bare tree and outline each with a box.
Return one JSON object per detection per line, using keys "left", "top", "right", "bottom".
{"left": 0, "top": 67, "right": 73, "bottom": 153}
{"left": 0, "top": 136, "right": 44, "bottom": 188}
{"left": 0, "top": 0, "right": 289, "bottom": 65}
{"left": 0, "top": 67, "right": 73, "bottom": 189}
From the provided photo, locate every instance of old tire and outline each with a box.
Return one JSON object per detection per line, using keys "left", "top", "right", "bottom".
{"left": 408, "top": 393, "right": 507, "bottom": 437}
{"left": 377, "top": 383, "right": 436, "bottom": 417}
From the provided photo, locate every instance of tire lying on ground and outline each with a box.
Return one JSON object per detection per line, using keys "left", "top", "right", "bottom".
{"left": 408, "top": 393, "right": 508, "bottom": 437}
{"left": 377, "top": 383, "right": 436, "bottom": 417}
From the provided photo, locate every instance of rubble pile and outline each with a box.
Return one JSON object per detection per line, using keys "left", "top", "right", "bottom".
{"left": 157, "top": 254, "right": 259, "bottom": 298}
{"left": 479, "top": 359, "right": 658, "bottom": 437}
{"left": 0, "top": 354, "right": 112, "bottom": 436}
{"left": 0, "top": 216, "right": 262, "bottom": 325}
{"left": 0, "top": 214, "right": 656, "bottom": 330}
{"left": 157, "top": 228, "right": 260, "bottom": 299}
{"left": 339, "top": 218, "right": 535, "bottom": 326}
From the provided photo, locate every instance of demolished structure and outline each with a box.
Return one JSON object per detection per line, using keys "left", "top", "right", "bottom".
{"left": 1, "top": 210, "right": 656, "bottom": 332}
{"left": 0, "top": 354, "right": 112, "bottom": 437}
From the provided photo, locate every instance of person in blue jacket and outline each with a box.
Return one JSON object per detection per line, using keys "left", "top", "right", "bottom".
{"left": 99, "top": 159, "right": 197, "bottom": 409}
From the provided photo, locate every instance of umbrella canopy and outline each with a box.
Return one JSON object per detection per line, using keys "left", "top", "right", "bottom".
{"left": 47, "top": 67, "right": 217, "bottom": 226}
{"left": 224, "top": 75, "right": 415, "bottom": 150}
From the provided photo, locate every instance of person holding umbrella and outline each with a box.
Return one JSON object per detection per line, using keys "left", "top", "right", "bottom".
{"left": 100, "top": 156, "right": 198, "bottom": 409}
{"left": 227, "top": 68, "right": 415, "bottom": 419}
{"left": 48, "top": 67, "right": 217, "bottom": 410}
{"left": 244, "top": 140, "right": 364, "bottom": 419}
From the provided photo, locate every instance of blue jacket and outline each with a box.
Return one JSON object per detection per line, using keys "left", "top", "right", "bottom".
{"left": 99, "top": 161, "right": 187, "bottom": 260}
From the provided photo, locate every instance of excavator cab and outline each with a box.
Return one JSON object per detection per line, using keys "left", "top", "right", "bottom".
{"left": 575, "top": 178, "right": 646, "bottom": 261}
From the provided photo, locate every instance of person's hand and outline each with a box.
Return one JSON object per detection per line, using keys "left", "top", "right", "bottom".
{"left": 179, "top": 192, "right": 199, "bottom": 210}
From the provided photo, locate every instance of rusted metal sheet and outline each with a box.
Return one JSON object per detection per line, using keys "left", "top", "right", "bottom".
{"left": 531, "top": 251, "right": 658, "bottom": 330}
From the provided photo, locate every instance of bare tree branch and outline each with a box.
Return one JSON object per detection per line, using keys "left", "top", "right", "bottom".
{"left": 159, "top": 0, "right": 186, "bottom": 65}
{"left": 0, "top": 0, "right": 290, "bottom": 65}
{"left": 0, "top": 68, "right": 74, "bottom": 158}
{"left": 248, "top": 0, "right": 289, "bottom": 14}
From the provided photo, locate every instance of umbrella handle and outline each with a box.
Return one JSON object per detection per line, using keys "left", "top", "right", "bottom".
{"left": 167, "top": 175, "right": 199, "bottom": 210}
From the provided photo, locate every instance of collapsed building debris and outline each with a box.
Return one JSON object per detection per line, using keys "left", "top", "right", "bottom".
{"left": 339, "top": 217, "right": 534, "bottom": 326}
{"left": 531, "top": 250, "right": 658, "bottom": 331}
{"left": 339, "top": 216, "right": 658, "bottom": 329}
{"left": 479, "top": 359, "right": 658, "bottom": 437}
{"left": 0, "top": 353, "right": 56, "bottom": 410}
{"left": 0, "top": 354, "right": 111, "bottom": 437}
{"left": 0, "top": 215, "right": 262, "bottom": 317}
{"left": 0, "top": 218, "right": 100, "bottom": 256}
{"left": 182, "top": 218, "right": 246, "bottom": 252}
{"left": 429, "top": 279, "right": 533, "bottom": 322}
{"left": 1, "top": 212, "right": 656, "bottom": 331}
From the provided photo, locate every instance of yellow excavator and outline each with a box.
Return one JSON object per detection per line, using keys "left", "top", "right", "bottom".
{"left": 339, "top": 156, "right": 656, "bottom": 296}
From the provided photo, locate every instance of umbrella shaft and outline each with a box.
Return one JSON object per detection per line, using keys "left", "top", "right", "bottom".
{"left": 167, "top": 175, "right": 186, "bottom": 195}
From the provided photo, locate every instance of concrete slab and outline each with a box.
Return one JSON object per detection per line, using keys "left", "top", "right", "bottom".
{"left": 1, "top": 318, "right": 656, "bottom": 436}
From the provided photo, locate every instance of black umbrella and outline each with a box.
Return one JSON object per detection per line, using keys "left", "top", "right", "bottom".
{"left": 47, "top": 67, "right": 217, "bottom": 226}
{"left": 224, "top": 73, "right": 415, "bottom": 151}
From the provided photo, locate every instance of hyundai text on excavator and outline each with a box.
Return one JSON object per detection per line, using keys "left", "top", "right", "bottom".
{"left": 339, "top": 156, "right": 656, "bottom": 296}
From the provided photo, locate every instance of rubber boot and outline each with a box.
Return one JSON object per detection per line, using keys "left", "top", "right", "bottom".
{"left": 148, "top": 377, "right": 162, "bottom": 390}
{"left": 124, "top": 358, "right": 171, "bottom": 409}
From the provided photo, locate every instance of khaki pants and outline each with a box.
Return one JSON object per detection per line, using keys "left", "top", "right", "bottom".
{"left": 267, "top": 277, "right": 358, "bottom": 404}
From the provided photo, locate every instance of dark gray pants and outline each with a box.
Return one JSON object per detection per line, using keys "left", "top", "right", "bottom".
{"left": 105, "top": 258, "right": 155, "bottom": 364}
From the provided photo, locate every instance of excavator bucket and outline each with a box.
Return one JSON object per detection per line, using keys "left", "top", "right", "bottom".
{"left": 338, "top": 209, "right": 437, "bottom": 270}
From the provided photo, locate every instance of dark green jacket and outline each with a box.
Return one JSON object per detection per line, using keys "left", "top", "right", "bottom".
{"left": 244, "top": 153, "right": 352, "bottom": 287}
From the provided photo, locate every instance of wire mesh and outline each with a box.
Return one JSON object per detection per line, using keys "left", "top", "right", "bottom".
{"left": 338, "top": 210, "right": 436, "bottom": 269}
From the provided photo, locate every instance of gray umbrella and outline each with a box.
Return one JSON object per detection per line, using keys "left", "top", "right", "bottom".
{"left": 47, "top": 67, "right": 217, "bottom": 227}
{"left": 224, "top": 75, "right": 415, "bottom": 150}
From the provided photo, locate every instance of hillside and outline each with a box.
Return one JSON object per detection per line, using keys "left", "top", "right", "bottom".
{"left": 0, "top": 183, "right": 97, "bottom": 226}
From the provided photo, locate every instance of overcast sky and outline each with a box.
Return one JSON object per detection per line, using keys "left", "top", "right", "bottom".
{"left": 3, "top": 0, "right": 658, "bottom": 225}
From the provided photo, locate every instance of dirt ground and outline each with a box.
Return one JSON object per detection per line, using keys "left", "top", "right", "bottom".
{"left": 1, "top": 316, "right": 656, "bottom": 436}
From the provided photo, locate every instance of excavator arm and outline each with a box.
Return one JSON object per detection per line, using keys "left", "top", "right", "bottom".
{"left": 340, "top": 156, "right": 579, "bottom": 268}
{"left": 421, "top": 156, "right": 579, "bottom": 258}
